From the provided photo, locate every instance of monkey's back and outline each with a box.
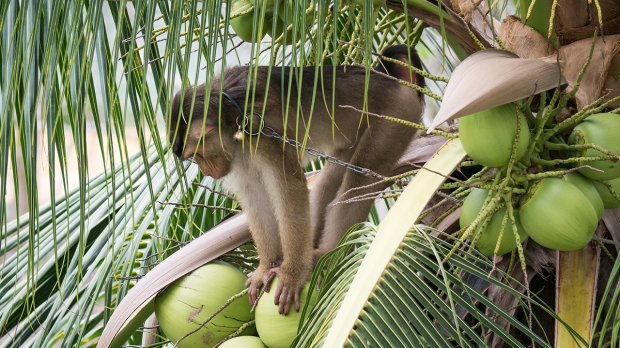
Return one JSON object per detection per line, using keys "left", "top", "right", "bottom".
{"left": 260, "top": 65, "right": 422, "bottom": 154}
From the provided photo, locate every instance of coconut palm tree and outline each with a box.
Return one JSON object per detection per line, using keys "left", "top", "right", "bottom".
{"left": 1, "top": 0, "right": 619, "bottom": 347}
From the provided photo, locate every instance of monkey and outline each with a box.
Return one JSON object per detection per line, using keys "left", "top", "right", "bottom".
{"left": 169, "top": 45, "right": 425, "bottom": 315}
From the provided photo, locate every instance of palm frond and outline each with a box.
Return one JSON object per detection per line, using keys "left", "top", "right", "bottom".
{"left": 297, "top": 224, "right": 562, "bottom": 347}
{"left": 2, "top": 0, "right": 619, "bottom": 347}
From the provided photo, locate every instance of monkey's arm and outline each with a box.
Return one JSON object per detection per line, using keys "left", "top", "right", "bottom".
{"left": 255, "top": 142, "right": 314, "bottom": 315}
{"left": 221, "top": 159, "right": 285, "bottom": 310}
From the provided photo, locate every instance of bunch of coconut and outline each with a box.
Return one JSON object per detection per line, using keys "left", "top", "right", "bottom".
{"left": 423, "top": 48, "right": 620, "bottom": 260}
{"left": 456, "top": 101, "right": 620, "bottom": 257}
{"left": 154, "top": 261, "right": 317, "bottom": 347}
{"left": 228, "top": 0, "right": 315, "bottom": 44}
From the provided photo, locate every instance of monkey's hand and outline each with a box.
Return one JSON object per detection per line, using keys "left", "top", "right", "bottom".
{"left": 245, "top": 264, "right": 276, "bottom": 308}
{"left": 271, "top": 261, "right": 311, "bottom": 315}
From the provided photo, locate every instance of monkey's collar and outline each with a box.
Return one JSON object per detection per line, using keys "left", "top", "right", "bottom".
{"left": 221, "top": 91, "right": 264, "bottom": 137}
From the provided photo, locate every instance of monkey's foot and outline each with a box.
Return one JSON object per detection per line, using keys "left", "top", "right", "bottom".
{"left": 270, "top": 262, "right": 310, "bottom": 315}
{"left": 245, "top": 265, "right": 276, "bottom": 309}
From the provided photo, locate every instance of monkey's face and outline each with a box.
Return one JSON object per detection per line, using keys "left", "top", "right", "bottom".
{"left": 182, "top": 122, "right": 236, "bottom": 179}
{"left": 169, "top": 87, "right": 237, "bottom": 179}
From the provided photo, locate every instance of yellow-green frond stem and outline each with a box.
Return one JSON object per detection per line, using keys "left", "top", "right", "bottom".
{"left": 506, "top": 202, "right": 533, "bottom": 331}
{"left": 386, "top": 169, "right": 419, "bottom": 182}
{"left": 374, "top": 13, "right": 406, "bottom": 32}
{"left": 383, "top": 19, "right": 409, "bottom": 48}
{"left": 415, "top": 188, "right": 469, "bottom": 224}
{"left": 596, "top": 239, "right": 617, "bottom": 263}
{"left": 501, "top": 104, "right": 525, "bottom": 187}
{"left": 501, "top": 250, "right": 517, "bottom": 285}
{"left": 520, "top": 168, "right": 587, "bottom": 181}
{"left": 439, "top": 182, "right": 467, "bottom": 190}
{"left": 520, "top": 0, "right": 555, "bottom": 45}
{"left": 522, "top": 104, "right": 553, "bottom": 165}
{"left": 221, "top": 320, "right": 256, "bottom": 344}
{"left": 377, "top": 55, "right": 449, "bottom": 83}
{"left": 599, "top": 180, "right": 620, "bottom": 203}
{"left": 591, "top": 0, "right": 604, "bottom": 37}
{"left": 469, "top": 31, "right": 486, "bottom": 50}
{"left": 542, "top": 94, "right": 620, "bottom": 143}
{"left": 519, "top": 97, "right": 538, "bottom": 127}
{"left": 338, "top": 104, "right": 455, "bottom": 137}
{"left": 557, "top": 31, "right": 598, "bottom": 108}
{"left": 466, "top": 201, "right": 506, "bottom": 255}
{"left": 458, "top": 160, "right": 480, "bottom": 167}
{"left": 492, "top": 209, "right": 510, "bottom": 256}
{"left": 493, "top": 35, "right": 507, "bottom": 50}
{"left": 531, "top": 154, "right": 620, "bottom": 168}
{"left": 545, "top": 141, "right": 620, "bottom": 160}
{"left": 547, "top": 0, "right": 559, "bottom": 41}
{"left": 404, "top": 20, "right": 427, "bottom": 47}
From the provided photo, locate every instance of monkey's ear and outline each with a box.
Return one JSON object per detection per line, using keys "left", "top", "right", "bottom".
{"left": 391, "top": 65, "right": 417, "bottom": 85}
{"left": 377, "top": 45, "right": 424, "bottom": 87}
{"left": 188, "top": 122, "right": 215, "bottom": 140}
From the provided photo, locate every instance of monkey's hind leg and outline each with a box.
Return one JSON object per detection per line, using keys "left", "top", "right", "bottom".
{"left": 309, "top": 148, "right": 354, "bottom": 250}
{"left": 316, "top": 127, "right": 418, "bottom": 260}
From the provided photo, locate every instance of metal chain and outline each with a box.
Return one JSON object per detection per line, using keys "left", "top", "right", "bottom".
{"left": 252, "top": 124, "right": 383, "bottom": 178}
{"left": 228, "top": 93, "right": 384, "bottom": 178}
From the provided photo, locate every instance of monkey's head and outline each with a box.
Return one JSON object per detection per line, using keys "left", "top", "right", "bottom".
{"left": 169, "top": 84, "right": 238, "bottom": 179}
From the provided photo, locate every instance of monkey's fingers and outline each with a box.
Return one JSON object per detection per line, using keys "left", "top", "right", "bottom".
{"left": 249, "top": 271, "right": 277, "bottom": 312}
{"left": 244, "top": 276, "right": 253, "bottom": 288}
{"left": 294, "top": 292, "right": 301, "bottom": 312}
{"left": 274, "top": 282, "right": 304, "bottom": 315}
{"left": 250, "top": 284, "right": 268, "bottom": 312}
{"left": 246, "top": 270, "right": 266, "bottom": 307}
{"left": 247, "top": 282, "right": 259, "bottom": 308}
{"left": 275, "top": 286, "right": 295, "bottom": 315}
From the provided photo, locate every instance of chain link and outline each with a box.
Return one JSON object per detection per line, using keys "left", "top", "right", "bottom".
{"left": 255, "top": 125, "right": 383, "bottom": 178}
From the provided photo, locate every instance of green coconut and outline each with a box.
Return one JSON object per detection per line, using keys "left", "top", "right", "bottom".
{"left": 568, "top": 113, "right": 620, "bottom": 181}
{"left": 155, "top": 261, "right": 254, "bottom": 348}
{"left": 255, "top": 277, "right": 318, "bottom": 348}
{"left": 593, "top": 178, "right": 620, "bottom": 209}
{"left": 520, "top": 178, "right": 598, "bottom": 251}
{"left": 562, "top": 172, "right": 604, "bottom": 220}
{"left": 219, "top": 336, "right": 267, "bottom": 348}
{"left": 459, "top": 188, "right": 527, "bottom": 257}
{"left": 278, "top": 0, "right": 314, "bottom": 23}
{"left": 459, "top": 103, "right": 531, "bottom": 168}
{"left": 266, "top": 17, "right": 295, "bottom": 45}
{"left": 230, "top": 0, "right": 269, "bottom": 43}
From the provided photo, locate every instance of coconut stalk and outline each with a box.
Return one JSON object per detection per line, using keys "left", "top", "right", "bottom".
{"left": 555, "top": 241, "right": 600, "bottom": 348}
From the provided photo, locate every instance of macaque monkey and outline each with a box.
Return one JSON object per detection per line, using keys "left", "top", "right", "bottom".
{"left": 169, "top": 45, "right": 425, "bottom": 314}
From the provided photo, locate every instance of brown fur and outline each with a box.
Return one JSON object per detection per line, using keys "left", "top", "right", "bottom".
{"left": 169, "top": 45, "right": 425, "bottom": 314}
